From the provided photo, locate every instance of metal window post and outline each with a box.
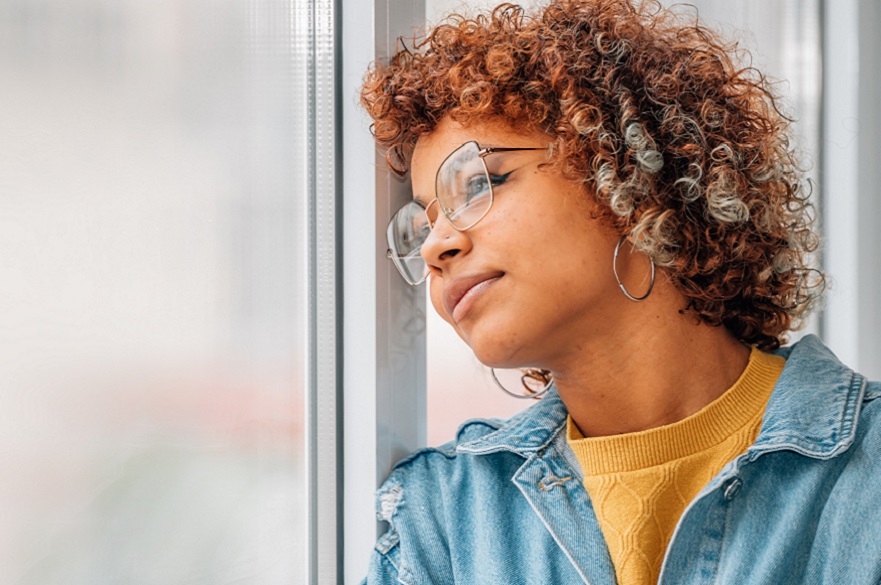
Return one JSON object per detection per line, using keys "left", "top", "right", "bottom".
{"left": 307, "top": 0, "right": 343, "bottom": 583}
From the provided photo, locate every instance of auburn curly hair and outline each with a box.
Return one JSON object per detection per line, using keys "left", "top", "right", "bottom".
{"left": 360, "top": 0, "right": 823, "bottom": 350}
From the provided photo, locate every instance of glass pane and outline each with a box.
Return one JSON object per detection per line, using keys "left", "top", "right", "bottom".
{"left": 0, "top": 1, "right": 306, "bottom": 583}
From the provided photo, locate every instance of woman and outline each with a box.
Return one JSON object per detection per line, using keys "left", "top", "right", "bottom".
{"left": 359, "top": 1, "right": 881, "bottom": 583}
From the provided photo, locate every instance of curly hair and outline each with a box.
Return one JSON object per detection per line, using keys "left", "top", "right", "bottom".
{"left": 360, "top": 0, "right": 823, "bottom": 350}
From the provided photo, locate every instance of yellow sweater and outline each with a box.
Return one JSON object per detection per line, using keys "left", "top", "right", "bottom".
{"left": 566, "top": 347, "right": 785, "bottom": 585}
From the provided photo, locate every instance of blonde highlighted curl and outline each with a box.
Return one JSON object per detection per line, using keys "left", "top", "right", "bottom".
{"left": 360, "top": 0, "right": 824, "bottom": 350}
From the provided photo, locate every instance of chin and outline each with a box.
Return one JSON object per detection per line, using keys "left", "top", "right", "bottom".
{"left": 465, "top": 333, "right": 530, "bottom": 370}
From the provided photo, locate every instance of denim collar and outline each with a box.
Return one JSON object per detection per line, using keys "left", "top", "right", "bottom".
{"left": 455, "top": 383, "right": 569, "bottom": 456}
{"left": 456, "top": 334, "right": 869, "bottom": 460}
{"left": 750, "top": 334, "right": 867, "bottom": 459}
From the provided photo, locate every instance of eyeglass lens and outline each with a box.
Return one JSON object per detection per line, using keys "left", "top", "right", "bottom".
{"left": 386, "top": 141, "right": 492, "bottom": 285}
{"left": 386, "top": 202, "right": 431, "bottom": 285}
{"left": 435, "top": 141, "right": 493, "bottom": 230}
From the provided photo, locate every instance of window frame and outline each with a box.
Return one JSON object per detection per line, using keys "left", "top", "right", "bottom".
{"left": 821, "top": 0, "right": 881, "bottom": 381}
{"left": 341, "top": 0, "right": 428, "bottom": 583}
{"left": 308, "top": 0, "right": 344, "bottom": 582}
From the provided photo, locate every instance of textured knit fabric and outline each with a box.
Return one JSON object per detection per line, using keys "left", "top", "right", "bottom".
{"left": 566, "top": 347, "right": 785, "bottom": 585}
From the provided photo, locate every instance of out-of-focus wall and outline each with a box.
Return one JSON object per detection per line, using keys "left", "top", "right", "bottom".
{"left": 0, "top": 1, "right": 306, "bottom": 583}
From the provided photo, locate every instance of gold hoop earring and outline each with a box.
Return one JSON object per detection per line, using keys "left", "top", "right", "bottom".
{"left": 613, "top": 236, "right": 655, "bottom": 302}
{"left": 490, "top": 368, "right": 553, "bottom": 399}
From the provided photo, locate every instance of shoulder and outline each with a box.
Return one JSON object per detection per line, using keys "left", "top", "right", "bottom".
{"left": 384, "top": 416, "right": 507, "bottom": 476}
{"left": 364, "top": 390, "right": 573, "bottom": 583}
{"left": 373, "top": 389, "right": 570, "bottom": 515}
{"left": 827, "top": 376, "right": 881, "bottom": 486}
{"left": 367, "top": 416, "right": 533, "bottom": 584}
{"left": 856, "top": 379, "right": 881, "bottom": 440}
{"left": 371, "top": 390, "right": 570, "bottom": 536}
{"left": 374, "top": 416, "right": 516, "bottom": 514}
{"left": 375, "top": 385, "right": 571, "bottom": 495}
{"left": 864, "top": 379, "right": 881, "bottom": 402}
{"left": 394, "top": 416, "right": 508, "bottom": 469}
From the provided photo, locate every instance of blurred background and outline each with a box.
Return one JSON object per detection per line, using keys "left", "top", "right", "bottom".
{"left": 1, "top": 0, "right": 307, "bottom": 582}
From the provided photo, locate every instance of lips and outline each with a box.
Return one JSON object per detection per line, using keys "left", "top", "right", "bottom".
{"left": 443, "top": 272, "right": 504, "bottom": 321}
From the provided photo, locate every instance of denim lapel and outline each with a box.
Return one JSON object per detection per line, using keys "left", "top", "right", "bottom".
{"left": 511, "top": 430, "right": 617, "bottom": 585}
{"left": 457, "top": 389, "right": 616, "bottom": 585}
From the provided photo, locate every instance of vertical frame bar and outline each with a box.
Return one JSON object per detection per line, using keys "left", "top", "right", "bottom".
{"left": 308, "top": 0, "right": 342, "bottom": 582}
{"left": 342, "top": 0, "right": 426, "bottom": 582}
{"left": 854, "top": 0, "right": 881, "bottom": 381}
{"left": 374, "top": 0, "right": 429, "bottom": 478}
{"left": 821, "top": 0, "right": 860, "bottom": 369}
{"left": 820, "top": 0, "right": 881, "bottom": 379}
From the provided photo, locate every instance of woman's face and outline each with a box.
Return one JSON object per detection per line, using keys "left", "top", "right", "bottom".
{"left": 411, "top": 117, "right": 628, "bottom": 371}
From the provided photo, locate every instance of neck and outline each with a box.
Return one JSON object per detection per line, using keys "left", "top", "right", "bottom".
{"left": 551, "top": 282, "right": 752, "bottom": 438}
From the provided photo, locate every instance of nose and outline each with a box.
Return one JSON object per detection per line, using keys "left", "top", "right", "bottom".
{"left": 420, "top": 210, "right": 472, "bottom": 274}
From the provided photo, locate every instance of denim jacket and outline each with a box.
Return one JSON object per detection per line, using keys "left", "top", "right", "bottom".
{"left": 363, "top": 335, "right": 881, "bottom": 584}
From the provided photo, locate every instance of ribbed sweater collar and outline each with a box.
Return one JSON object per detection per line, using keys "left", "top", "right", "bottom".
{"left": 566, "top": 347, "right": 783, "bottom": 474}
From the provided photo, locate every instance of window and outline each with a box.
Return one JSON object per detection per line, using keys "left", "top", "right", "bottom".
{"left": 0, "top": 0, "right": 315, "bottom": 581}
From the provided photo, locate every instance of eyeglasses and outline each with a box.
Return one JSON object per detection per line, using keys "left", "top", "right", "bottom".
{"left": 385, "top": 140, "right": 545, "bottom": 285}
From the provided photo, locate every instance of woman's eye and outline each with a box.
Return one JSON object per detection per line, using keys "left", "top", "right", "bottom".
{"left": 463, "top": 172, "right": 511, "bottom": 202}
{"left": 464, "top": 175, "right": 490, "bottom": 200}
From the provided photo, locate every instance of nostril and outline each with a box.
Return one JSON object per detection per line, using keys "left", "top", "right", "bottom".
{"left": 439, "top": 248, "right": 460, "bottom": 260}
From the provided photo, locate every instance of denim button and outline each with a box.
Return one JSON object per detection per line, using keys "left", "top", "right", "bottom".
{"left": 723, "top": 478, "right": 742, "bottom": 500}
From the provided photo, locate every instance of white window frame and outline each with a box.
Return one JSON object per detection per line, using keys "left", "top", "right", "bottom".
{"left": 342, "top": 1, "right": 427, "bottom": 583}
{"left": 821, "top": 0, "right": 881, "bottom": 381}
